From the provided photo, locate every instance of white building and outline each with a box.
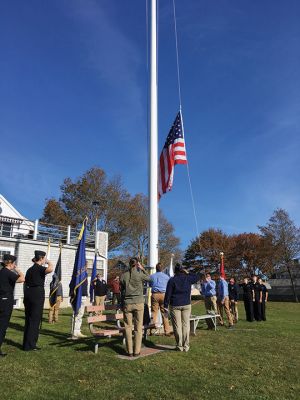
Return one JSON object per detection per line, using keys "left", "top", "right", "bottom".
{"left": 0, "top": 194, "right": 108, "bottom": 308}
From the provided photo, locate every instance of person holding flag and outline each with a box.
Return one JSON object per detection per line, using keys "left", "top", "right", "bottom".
{"left": 69, "top": 219, "right": 88, "bottom": 340}
{"left": 48, "top": 245, "right": 63, "bottom": 324}
{"left": 89, "top": 252, "right": 97, "bottom": 304}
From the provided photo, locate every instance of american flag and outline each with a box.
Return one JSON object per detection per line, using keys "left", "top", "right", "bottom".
{"left": 158, "top": 111, "right": 187, "bottom": 198}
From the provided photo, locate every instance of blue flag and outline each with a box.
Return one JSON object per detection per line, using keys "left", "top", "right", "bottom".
{"left": 49, "top": 244, "right": 63, "bottom": 307}
{"left": 69, "top": 220, "right": 88, "bottom": 315}
{"left": 89, "top": 253, "right": 97, "bottom": 303}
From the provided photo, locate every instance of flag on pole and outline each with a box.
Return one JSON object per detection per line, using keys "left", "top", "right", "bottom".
{"left": 69, "top": 219, "right": 88, "bottom": 315}
{"left": 89, "top": 253, "right": 97, "bottom": 303}
{"left": 158, "top": 110, "right": 187, "bottom": 199}
{"left": 49, "top": 244, "right": 63, "bottom": 307}
{"left": 220, "top": 252, "right": 226, "bottom": 279}
{"left": 44, "top": 238, "right": 51, "bottom": 288}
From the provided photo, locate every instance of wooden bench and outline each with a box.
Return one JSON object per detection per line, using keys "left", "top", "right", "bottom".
{"left": 87, "top": 305, "right": 156, "bottom": 354}
{"left": 190, "top": 313, "right": 221, "bottom": 335}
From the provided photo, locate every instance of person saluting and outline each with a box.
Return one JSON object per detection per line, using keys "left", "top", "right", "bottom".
{"left": 23, "top": 250, "right": 53, "bottom": 351}
{"left": 0, "top": 255, "right": 25, "bottom": 356}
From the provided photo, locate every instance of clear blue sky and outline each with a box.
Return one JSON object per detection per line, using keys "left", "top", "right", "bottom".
{"left": 1, "top": 0, "right": 299, "bottom": 250}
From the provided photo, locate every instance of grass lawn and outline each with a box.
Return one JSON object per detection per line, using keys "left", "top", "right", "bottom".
{"left": 1, "top": 302, "right": 299, "bottom": 400}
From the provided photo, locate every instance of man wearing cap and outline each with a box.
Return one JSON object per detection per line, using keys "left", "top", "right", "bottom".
{"left": 120, "top": 258, "right": 150, "bottom": 357}
{"left": 23, "top": 250, "right": 53, "bottom": 351}
{"left": 0, "top": 255, "right": 25, "bottom": 356}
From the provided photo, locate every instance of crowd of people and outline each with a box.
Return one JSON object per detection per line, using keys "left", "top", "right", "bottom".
{"left": 0, "top": 251, "right": 269, "bottom": 357}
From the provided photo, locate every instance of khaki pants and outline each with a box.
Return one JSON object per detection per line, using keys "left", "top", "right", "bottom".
{"left": 151, "top": 293, "right": 171, "bottom": 334}
{"left": 170, "top": 304, "right": 191, "bottom": 352}
{"left": 123, "top": 303, "right": 144, "bottom": 355}
{"left": 217, "top": 296, "right": 233, "bottom": 326}
{"left": 71, "top": 296, "right": 86, "bottom": 335}
{"left": 95, "top": 295, "right": 106, "bottom": 314}
{"left": 230, "top": 300, "right": 239, "bottom": 322}
{"left": 48, "top": 296, "right": 62, "bottom": 323}
{"left": 204, "top": 296, "right": 218, "bottom": 329}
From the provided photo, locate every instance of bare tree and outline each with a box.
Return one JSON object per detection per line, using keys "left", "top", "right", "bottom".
{"left": 259, "top": 208, "right": 300, "bottom": 302}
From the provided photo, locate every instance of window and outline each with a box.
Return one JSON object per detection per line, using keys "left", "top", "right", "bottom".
{"left": 0, "top": 222, "right": 12, "bottom": 237}
{"left": 0, "top": 250, "right": 11, "bottom": 261}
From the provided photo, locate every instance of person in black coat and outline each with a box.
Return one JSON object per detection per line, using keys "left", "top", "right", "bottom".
{"left": 0, "top": 255, "right": 25, "bottom": 356}
{"left": 23, "top": 250, "right": 53, "bottom": 351}
{"left": 252, "top": 275, "right": 262, "bottom": 321}
{"left": 241, "top": 277, "right": 254, "bottom": 322}
{"left": 258, "top": 278, "right": 268, "bottom": 321}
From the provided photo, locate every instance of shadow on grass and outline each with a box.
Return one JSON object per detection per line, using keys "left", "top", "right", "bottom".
{"left": 3, "top": 337, "right": 23, "bottom": 350}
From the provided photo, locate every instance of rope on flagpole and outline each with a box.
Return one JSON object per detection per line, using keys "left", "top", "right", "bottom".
{"left": 172, "top": 0, "right": 201, "bottom": 254}
{"left": 173, "top": 0, "right": 182, "bottom": 108}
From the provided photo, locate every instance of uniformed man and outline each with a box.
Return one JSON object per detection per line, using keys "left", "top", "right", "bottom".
{"left": 23, "top": 250, "right": 53, "bottom": 351}
{"left": 258, "top": 277, "right": 268, "bottom": 321}
{"left": 241, "top": 277, "right": 254, "bottom": 322}
{"left": 252, "top": 274, "right": 262, "bottom": 321}
{"left": 0, "top": 254, "right": 25, "bottom": 356}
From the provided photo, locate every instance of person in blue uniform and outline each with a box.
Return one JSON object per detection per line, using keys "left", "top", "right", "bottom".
{"left": 241, "top": 277, "right": 254, "bottom": 322}
{"left": 0, "top": 255, "right": 25, "bottom": 356}
{"left": 23, "top": 250, "right": 53, "bottom": 351}
{"left": 258, "top": 277, "right": 268, "bottom": 321}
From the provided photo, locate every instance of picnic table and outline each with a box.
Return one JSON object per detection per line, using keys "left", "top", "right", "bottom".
{"left": 190, "top": 313, "right": 220, "bottom": 335}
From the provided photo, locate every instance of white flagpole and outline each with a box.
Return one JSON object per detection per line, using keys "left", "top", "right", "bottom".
{"left": 169, "top": 253, "right": 174, "bottom": 277}
{"left": 148, "top": 0, "right": 158, "bottom": 272}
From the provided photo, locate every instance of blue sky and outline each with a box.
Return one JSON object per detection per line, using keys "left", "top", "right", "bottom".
{"left": 1, "top": 0, "right": 299, "bottom": 250}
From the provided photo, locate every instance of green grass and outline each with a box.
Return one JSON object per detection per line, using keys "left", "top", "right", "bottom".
{"left": 1, "top": 302, "right": 299, "bottom": 400}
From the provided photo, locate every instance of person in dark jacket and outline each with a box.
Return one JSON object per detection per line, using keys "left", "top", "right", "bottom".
{"left": 258, "top": 277, "right": 268, "bottom": 321}
{"left": 0, "top": 255, "right": 25, "bottom": 356}
{"left": 252, "top": 275, "right": 262, "bottom": 321}
{"left": 241, "top": 277, "right": 254, "bottom": 322}
{"left": 164, "top": 263, "right": 200, "bottom": 352}
{"left": 228, "top": 277, "right": 239, "bottom": 323}
{"left": 23, "top": 250, "right": 53, "bottom": 351}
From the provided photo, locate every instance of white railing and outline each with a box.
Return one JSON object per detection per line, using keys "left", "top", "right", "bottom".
{"left": 0, "top": 216, "right": 96, "bottom": 248}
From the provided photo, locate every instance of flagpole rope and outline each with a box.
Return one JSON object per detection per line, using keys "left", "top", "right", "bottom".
{"left": 146, "top": 0, "right": 149, "bottom": 161}
{"left": 172, "top": 0, "right": 182, "bottom": 108}
{"left": 172, "top": 1, "right": 201, "bottom": 248}
{"left": 180, "top": 111, "right": 200, "bottom": 241}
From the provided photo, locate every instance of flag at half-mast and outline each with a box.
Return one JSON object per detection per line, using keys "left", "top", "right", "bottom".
{"left": 49, "top": 244, "right": 63, "bottom": 307}
{"left": 158, "top": 110, "right": 187, "bottom": 199}
{"left": 89, "top": 252, "right": 97, "bottom": 303}
{"left": 69, "top": 219, "right": 88, "bottom": 315}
